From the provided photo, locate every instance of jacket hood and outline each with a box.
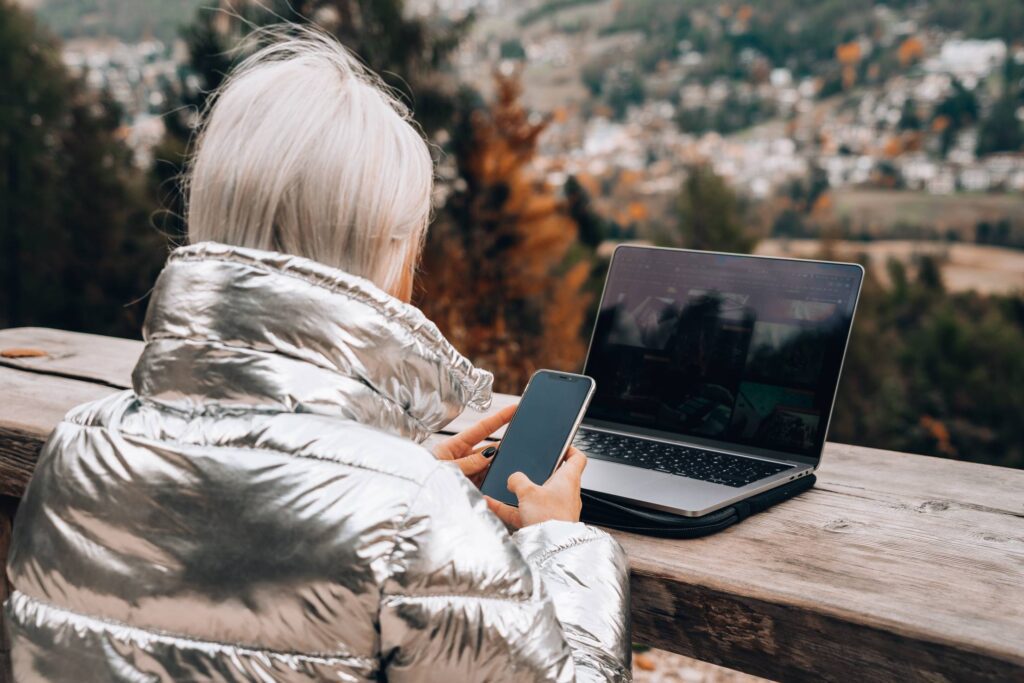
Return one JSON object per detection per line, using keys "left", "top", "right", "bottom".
{"left": 132, "top": 241, "right": 493, "bottom": 441}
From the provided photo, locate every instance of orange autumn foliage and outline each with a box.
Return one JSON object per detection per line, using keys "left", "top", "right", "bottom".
{"left": 836, "top": 41, "right": 862, "bottom": 89}
{"left": 902, "top": 131, "right": 924, "bottom": 153}
{"left": 416, "top": 73, "right": 591, "bottom": 392}
{"left": 627, "top": 202, "right": 648, "bottom": 221}
{"left": 842, "top": 65, "right": 857, "bottom": 90}
{"left": 810, "top": 192, "right": 832, "bottom": 215}
{"left": 898, "top": 36, "right": 924, "bottom": 66}
{"left": 883, "top": 136, "right": 903, "bottom": 157}
{"left": 574, "top": 172, "right": 601, "bottom": 197}
{"left": 618, "top": 168, "right": 642, "bottom": 189}
{"left": 836, "top": 41, "right": 862, "bottom": 65}
{"left": 920, "top": 415, "right": 955, "bottom": 456}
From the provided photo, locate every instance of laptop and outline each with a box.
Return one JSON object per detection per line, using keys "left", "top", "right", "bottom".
{"left": 574, "top": 245, "right": 864, "bottom": 517}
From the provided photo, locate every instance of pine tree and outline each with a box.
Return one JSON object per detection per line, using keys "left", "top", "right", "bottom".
{"left": 933, "top": 80, "right": 979, "bottom": 158}
{"left": 977, "top": 97, "right": 1024, "bottom": 156}
{"left": 0, "top": 0, "right": 65, "bottom": 328}
{"left": 150, "top": 6, "right": 234, "bottom": 240}
{"left": 415, "top": 74, "right": 592, "bottom": 392}
{"left": 674, "top": 164, "right": 756, "bottom": 254}
{"left": 0, "top": 0, "right": 166, "bottom": 336}
{"left": 976, "top": 56, "right": 1024, "bottom": 156}
{"left": 292, "top": 0, "right": 472, "bottom": 135}
{"left": 564, "top": 175, "right": 610, "bottom": 249}
{"left": 154, "top": 0, "right": 472, "bottom": 240}
{"left": 157, "top": 2, "right": 599, "bottom": 390}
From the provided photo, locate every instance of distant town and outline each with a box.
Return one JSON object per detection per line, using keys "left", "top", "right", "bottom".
{"left": 36, "top": 0, "right": 1024, "bottom": 292}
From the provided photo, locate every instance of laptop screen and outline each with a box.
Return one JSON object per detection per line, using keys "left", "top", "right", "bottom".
{"left": 582, "top": 246, "right": 863, "bottom": 462}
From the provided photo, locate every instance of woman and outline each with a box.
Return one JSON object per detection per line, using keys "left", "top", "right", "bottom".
{"left": 4, "top": 28, "right": 630, "bottom": 682}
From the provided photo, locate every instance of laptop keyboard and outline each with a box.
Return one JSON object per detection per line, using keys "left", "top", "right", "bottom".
{"left": 573, "top": 429, "right": 792, "bottom": 488}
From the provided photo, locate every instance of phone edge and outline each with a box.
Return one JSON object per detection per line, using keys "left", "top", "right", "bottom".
{"left": 481, "top": 370, "right": 596, "bottom": 508}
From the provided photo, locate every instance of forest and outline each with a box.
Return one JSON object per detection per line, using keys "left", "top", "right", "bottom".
{"left": 1, "top": 0, "right": 1022, "bottom": 469}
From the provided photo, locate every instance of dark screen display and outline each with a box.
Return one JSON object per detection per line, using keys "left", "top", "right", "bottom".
{"left": 481, "top": 372, "right": 594, "bottom": 506}
{"left": 583, "top": 247, "right": 862, "bottom": 461}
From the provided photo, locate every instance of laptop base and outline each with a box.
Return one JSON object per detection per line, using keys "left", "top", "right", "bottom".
{"left": 581, "top": 475, "right": 816, "bottom": 539}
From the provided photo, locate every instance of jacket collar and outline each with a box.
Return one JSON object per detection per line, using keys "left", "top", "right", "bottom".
{"left": 132, "top": 242, "right": 493, "bottom": 441}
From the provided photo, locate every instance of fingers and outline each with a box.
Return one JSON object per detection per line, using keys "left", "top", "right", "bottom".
{"left": 552, "top": 448, "right": 587, "bottom": 485}
{"left": 451, "top": 404, "right": 518, "bottom": 447}
{"left": 485, "top": 496, "right": 522, "bottom": 529}
{"left": 456, "top": 447, "right": 493, "bottom": 478}
{"left": 432, "top": 438, "right": 455, "bottom": 460}
{"left": 564, "top": 448, "right": 588, "bottom": 476}
{"left": 507, "top": 471, "right": 539, "bottom": 498}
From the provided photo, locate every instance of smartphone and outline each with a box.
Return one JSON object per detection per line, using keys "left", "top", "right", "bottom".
{"left": 480, "top": 370, "right": 596, "bottom": 507}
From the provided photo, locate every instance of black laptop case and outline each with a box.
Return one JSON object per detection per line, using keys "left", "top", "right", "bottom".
{"left": 581, "top": 474, "right": 816, "bottom": 538}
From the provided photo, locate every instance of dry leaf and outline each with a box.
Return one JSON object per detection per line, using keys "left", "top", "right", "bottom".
{"left": 0, "top": 348, "right": 47, "bottom": 359}
{"left": 634, "top": 653, "right": 657, "bottom": 671}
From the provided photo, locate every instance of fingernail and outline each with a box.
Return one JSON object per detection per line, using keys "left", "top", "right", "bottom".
{"left": 482, "top": 446, "right": 497, "bottom": 459}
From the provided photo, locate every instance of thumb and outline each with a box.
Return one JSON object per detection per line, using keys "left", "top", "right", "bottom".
{"left": 507, "top": 472, "right": 538, "bottom": 498}
{"left": 485, "top": 496, "right": 522, "bottom": 529}
{"left": 557, "top": 449, "right": 588, "bottom": 482}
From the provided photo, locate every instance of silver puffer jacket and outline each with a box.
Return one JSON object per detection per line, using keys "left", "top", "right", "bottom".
{"left": 5, "top": 242, "right": 631, "bottom": 682}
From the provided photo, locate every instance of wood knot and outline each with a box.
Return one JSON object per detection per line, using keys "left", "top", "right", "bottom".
{"left": 979, "top": 533, "right": 1009, "bottom": 543}
{"left": 916, "top": 500, "right": 952, "bottom": 513}
{"left": 824, "top": 518, "right": 863, "bottom": 533}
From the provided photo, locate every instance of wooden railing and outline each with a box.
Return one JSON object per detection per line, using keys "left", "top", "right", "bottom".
{"left": 1, "top": 327, "right": 1022, "bottom": 682}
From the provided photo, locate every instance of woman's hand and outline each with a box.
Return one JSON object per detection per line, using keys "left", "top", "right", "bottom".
{"left": 433, "top": 404, "right": 517, "bottom": 487}
{"left": 485, "top": 448, "right": 587, "bottom": 529}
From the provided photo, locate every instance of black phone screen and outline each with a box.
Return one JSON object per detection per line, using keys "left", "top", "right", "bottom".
{"left": 480, "top": 371, "right": 594, "bottom": 506}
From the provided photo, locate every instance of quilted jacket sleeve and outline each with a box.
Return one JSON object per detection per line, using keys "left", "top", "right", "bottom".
{"left": 512, "top": 520, "right": 632, "bottom": 680}
{"left": 379, "top": 462, "right": 631, "bottom": 682}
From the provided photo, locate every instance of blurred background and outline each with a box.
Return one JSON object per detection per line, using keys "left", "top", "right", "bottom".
{"left": 2, "top": 0, "right": 1022, "bottom": 679}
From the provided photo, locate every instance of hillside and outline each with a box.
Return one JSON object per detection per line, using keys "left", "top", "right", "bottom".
{"left": 28, "top": 0, "right": 204, "bottom": 43}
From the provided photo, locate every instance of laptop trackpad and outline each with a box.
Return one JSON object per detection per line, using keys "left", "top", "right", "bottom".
{"left": 582, "top": 457, "right": 738, "bottom": 516}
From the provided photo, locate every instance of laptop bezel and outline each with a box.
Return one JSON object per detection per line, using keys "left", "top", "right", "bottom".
{"left": 579, "top": 244, "right": 865, "bottom": 467}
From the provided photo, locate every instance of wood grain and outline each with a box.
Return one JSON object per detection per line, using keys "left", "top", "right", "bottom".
{"left": 0, "top": 367, "right": 121, "bottom": 497}
{"left": 0, "top": 497, "right": 15, "bottom": 683}
{"left": 620, "top": 449, "right": 1024, "bottom": 681}
{"left": 0, "top": 327, "right": 140, "bottom": 388}
{"left": 0, "top": 328, "right": 1022, "bottom": 681}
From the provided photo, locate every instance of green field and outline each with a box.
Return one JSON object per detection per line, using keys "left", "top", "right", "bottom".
{"left": 831, "top": 189, "right": 1024, "bottom": 236}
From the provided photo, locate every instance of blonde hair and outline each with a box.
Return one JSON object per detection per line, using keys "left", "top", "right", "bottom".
{"left": 186, "top": 26, "right": 433, "bottom": 298}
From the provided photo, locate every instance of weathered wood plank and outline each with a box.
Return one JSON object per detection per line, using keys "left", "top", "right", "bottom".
{"left": 0, "top": 368, "right": 123, "bottom": 497}
{"left": 628, "top": 571, "right": 1019, "bottom": 682}
{"left": 1, "top": 327, "right": 1022, "bottom": 682}
{"left": 617, "top": 442, "right": 1024, "bottom": 679}
{"left": 622, "top": 482, "right": 1024, "bottom": 679}
{"left": 0, "top": 497, "right": 13, "bottom": 683}
{"left": 0, "top": 427, "right": 41, "bottom": 501}
{"left": 0, "top": 327, "right": 140, "bottom": 389}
